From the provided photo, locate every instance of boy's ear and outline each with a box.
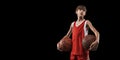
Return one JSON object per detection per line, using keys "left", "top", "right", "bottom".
{"left": 75, "top": 11, "right": 77, "bottom": 14}
{"left": 83, "top": 11, "right": 86, "bottom": 16}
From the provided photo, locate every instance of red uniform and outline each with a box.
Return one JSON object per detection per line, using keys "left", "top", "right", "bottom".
{"left": 70, "top": 20, "right": 89, "bottom": 60}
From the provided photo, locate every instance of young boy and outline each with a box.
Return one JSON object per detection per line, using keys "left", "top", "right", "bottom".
{"left": 58, "top": 5, "right": 100, "bottom": 60}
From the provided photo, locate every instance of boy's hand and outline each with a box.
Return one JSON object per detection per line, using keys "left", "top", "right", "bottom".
{"left": 89, "top": 40, "right": 99, "bottom": 51}
{"left": 57, "top": 40, "right": 63, "bottom": 51}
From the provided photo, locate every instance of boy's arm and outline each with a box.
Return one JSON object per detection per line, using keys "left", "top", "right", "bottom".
{"left": 64, "top": 22, "right": 74, "bottom": 38}
{"left": 57, "top": 22, "right": 74, "bottom": 49}
{"left": 86, "top": 20, "right": 100, "bottom": 42}
{"left": 86, "top": 20, "right": 100, "bottom": 50}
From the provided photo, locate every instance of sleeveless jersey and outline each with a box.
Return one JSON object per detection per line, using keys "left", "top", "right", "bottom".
{"left": 71, "top": 20, "right": 89, "bottom": 59}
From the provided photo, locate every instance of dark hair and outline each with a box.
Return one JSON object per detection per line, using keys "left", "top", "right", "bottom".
{"left": 76, "top": 5, "right": 87, "bottom": 12}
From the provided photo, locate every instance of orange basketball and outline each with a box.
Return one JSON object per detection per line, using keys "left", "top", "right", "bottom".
{"left": 82, "top": 35, "right": 98, "bottom": 51}
{"left": 57, "top": 36, "right": 72, "bottom": 52}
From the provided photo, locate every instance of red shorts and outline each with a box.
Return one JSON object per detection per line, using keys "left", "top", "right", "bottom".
{"left": 70, "top": 54, "right": 89, "bottom": 60}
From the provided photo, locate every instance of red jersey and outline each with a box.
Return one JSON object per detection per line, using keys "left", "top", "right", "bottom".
{"left": 71, "top": 20, "right": 89, "bottom": 59}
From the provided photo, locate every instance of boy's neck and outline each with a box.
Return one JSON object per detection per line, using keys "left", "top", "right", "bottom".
{"left": 77, "top": 16, "right": 84, "bottom": 21}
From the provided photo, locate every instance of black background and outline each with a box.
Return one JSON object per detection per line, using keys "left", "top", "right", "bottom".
{"left": 6, "top": 0, "right": 120, "bottom": 60}
{"left": 42, "top": 0, "right": 119, "bottom": 60}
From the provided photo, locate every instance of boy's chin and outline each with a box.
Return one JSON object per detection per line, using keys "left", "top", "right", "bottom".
{"left": 79, "top": 16, "right": 83, "bottom": 19}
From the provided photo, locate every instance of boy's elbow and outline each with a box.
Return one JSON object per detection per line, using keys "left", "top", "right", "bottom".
{"left": 98, "top": 31, "right": 100, "bottom": 36}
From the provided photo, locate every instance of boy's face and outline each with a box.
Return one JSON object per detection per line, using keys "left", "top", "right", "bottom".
{"left": 76, "top": 9, "right": 86, "bottom": 17}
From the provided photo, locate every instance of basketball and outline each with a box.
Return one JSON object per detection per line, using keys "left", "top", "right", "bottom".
{"left": 82, "top": 35, "right": 98, "bottom": 51}
{"left": 57, "top": 36, "right": 72, "bottom": 52}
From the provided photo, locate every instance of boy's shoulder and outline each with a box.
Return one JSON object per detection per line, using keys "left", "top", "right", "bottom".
{"left": 85, "top": 20, "right": 92, "bottom": 23}
{"left": 71, "top": 21, "right": 75, "bottom": 24}
{"left": 71, "top": 21, "right": 75, "bottom": 28}
{"left": 85, "top": 19, "right": 89, "bottom": 22}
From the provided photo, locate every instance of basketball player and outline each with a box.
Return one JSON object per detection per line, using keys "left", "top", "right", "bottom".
{"left": 58, "top": 5, "right": 100, "bottom": 60}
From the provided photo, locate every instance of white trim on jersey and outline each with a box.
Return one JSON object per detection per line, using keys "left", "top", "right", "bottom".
{"left": 84, "top": 21, "right": 88, "bottom": 36}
